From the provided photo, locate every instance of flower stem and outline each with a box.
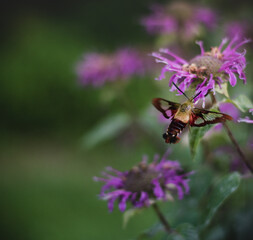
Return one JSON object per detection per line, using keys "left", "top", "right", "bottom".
{"left": 152, "top": 203, "right": 172, "bottom": 234}
{"left": 222, "top": 122, "right": 253, "bottom": 173}
{"left": 210, "top": 93, "right": 253, "bottom": 173}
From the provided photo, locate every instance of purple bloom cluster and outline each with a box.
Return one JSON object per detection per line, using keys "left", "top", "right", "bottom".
{"left": 141, "top": 2, "right": 216, "bottom": 38}
{"left": 225, "top": 21, "right": 248, "bottom": 41}
{"left": 194, "top": 7, "right": 217, "bottom": 29}
{"left": 94, "top": 153, "right": 192, "bottom": 212}
{"left": 76, "top": 48, "right": 145, "bottom": 87}
{"left": 141, "top": 5, "right": 177, "bottom": 35}
{"left": 152, "top": 37, "right": 249, "bottom": 106}
{"left": 215, "top": 146, "right": 249, "bottom": 174}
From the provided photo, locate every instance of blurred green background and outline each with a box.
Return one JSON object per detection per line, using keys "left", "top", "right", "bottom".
{"left": 1, "top": 0, "right": 253, "bottom": 240}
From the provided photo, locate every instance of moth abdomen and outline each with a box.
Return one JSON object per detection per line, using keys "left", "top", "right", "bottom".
{"left": 163, "top": 119, "right": 187, "bottom": 144}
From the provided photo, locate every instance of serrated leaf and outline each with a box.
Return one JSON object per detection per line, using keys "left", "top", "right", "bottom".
{"left": 215, "top": 82, "right": 229, "bottom": 98}
{"left": 136, "top": 223, "right": 164, "bottom": 239}
{"left": 225, "top": 95, "right": 253, "bottom": 112}
{"left": 167, "top": 223, "right": 199, "bottom": 240}
{"left": 123, "top": 208, "right": 142, "bottom": 228}
{"left": 82, "top": 112, "right": 131, "bottom": 149}
{"left": 203, "top": 172, "right": 241, "bottom": 227}
{"left": 189, "top": 125, "right": 213, "bottom": 161}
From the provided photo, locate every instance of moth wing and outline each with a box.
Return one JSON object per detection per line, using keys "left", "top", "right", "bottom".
{"left": 152, "top": 98, "right": 180, "bottom": 119}
{"left": 189, "top": 108, "right": 233, "bottom": 127}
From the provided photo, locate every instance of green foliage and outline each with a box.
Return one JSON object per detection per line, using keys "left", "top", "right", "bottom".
{"left": 202, "top": 172, "right": 241, "bottom": 228}
{"left": 1, "top": 1, "right": 253, "bottom": 240}
{"left": 167, "top": 224, "right": 199, "bottom": 240}
{"left": 123, "top": 208, "right": 143, "bottom": 228}
{"left": 225, "top": 95, "right": 253, "bottom": 112}
{"left": 82, "top": 113, "right": 131, "bottom": 149}
{"left": 136, "top": 223, "right": 199, "bottom": 240}
{"left": 189, "top": 125, "right": 213, "bottom": 161}
{"left": 215, "top": 82, "right": 229, "bottom": 98}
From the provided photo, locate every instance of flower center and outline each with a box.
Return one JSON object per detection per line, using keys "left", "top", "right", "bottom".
{"left": 183, "top": 55, "right": 223, "bottom": 77}
{"left": 124, "top": 163, "right": 158, "bottom": 192}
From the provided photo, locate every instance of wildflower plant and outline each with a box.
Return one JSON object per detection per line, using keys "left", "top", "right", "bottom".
{"left": 141, "top": 2, "right": 217, "bottom": 42}
{"left": 152, "top": 37, "right": 250, "bottom": 106}
{"left": 94, "top": 153, "right": 192, "bottom": 212}
{"left": 76, "top": 48, "right": 145, "bottom": 87}
{"left": 76, "top": 1, "right": 253, "bottom": 238}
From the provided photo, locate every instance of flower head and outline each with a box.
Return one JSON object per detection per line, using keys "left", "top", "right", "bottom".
{"left": 141, "top": 2, "right": 216, "bottom": 39}
{"left": 141, "top": 4, "right": 177, "bottom": 35}
{"left": 76, "top": 48, "right": 145, "bottom": 87}
{"left": 152, "top": 37, "right": 250, "bottom": 106}
{"left": 94, "top": 152, "right": 192, "bottom": 212}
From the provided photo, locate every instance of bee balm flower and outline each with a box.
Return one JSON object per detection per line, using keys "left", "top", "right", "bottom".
{"left": 94, "top": 153, "right": 192, "bottom": 212}
{"left": 152, "top": 37, "right": 249, "bottom": 105}
{"left": 141, "top": 2, "right": 216, "bottom": 38}
{"left": 76, "top": 48, "right": 145, "bottom": 87}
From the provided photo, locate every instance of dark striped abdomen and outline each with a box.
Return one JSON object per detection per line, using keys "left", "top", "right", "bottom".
{"left": 163, "top": 119, "right": 187, "bottom": 144}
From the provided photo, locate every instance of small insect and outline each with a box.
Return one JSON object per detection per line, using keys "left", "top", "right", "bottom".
{"left": 152, "top": 83, "right": 233, "bottom": 144}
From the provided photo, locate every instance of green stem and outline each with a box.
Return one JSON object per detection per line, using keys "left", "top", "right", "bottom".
{"left": 152, "top": 203, "right": 172, "bottom": 234}
{"left": 222, "top": 122, "right": 253, "bottom": 173}
{"left": 210, "top": 94, "right": 253, "bottom": 173}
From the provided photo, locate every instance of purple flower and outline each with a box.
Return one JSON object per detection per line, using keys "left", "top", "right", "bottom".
{"left": 225, "top": 21, "right": 248, "bottom": 41}
{"left": 238, "top": 108, "right": 253, "bottom": 124}
{"left": 152, "top": 37, "right": 250, "bottom": 106}
{"left": 215, "top": 146, "right": 248, "bottom": 174}
{"left": 76, "top": 48, "right": 145, "bottom": 87}
{"left": 94, "top": 152, "right": 192, "bottom": 212}
{"left": 219, "top": 103, "right": 240, "bottom": 121}
{"left": 141, "top": 5, "right": 177, "bottom": 35}
{"left": 194, "top": 7, "right": 217, "bottom": 29}
{"left": 230, "top": 157, "right": 248, "bottom": 173}
{"left": 141, "top": 2, "right": 216, "bottom": 38}
{"left": 212, "top": 103, "right": 241, "bottom": 132}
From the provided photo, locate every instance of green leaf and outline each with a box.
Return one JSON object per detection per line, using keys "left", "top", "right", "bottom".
{"left": 189, "top": 125, "right": 213, "bottom": 161}
{"left": 167, "top": 223, "right": 199, "bottom": 240}
{"left": 215, "top": 82, "right": 229, "bottom": 98}
{"left": 136, "top": 223, "right": 198, "bottom": 240}
{"left": 123, "top": 208, "right": 142, "bottom": 228}
{"left": 203, "top": 172, "right": 241, "bottom": 228}
{"left": 225, "top": 95, "right": 253, "bottom": 112}
{"left": 82, "top": 112, "right": 131, "bottom": 149}
{"left": 136, "top": 223, "right": 164, "bottom": 239}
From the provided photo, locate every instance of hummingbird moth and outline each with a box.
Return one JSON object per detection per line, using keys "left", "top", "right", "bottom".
{"left": 152, "top": 83, "right": 233, "bottom": 144}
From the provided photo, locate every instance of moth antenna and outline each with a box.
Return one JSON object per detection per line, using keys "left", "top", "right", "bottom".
{"left": 192, "top": 91, "right": 202, "bottom": 101}
{"left": 172, "top": 82, "right": 190, "bottom": 100}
